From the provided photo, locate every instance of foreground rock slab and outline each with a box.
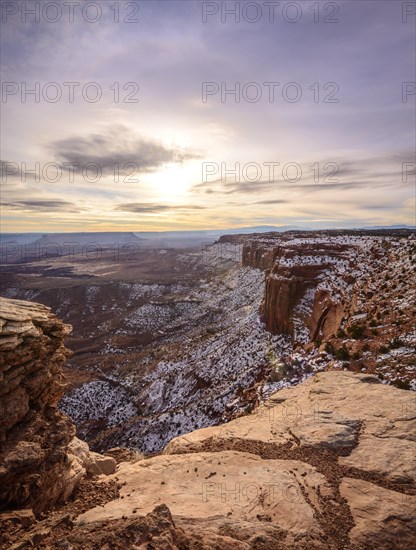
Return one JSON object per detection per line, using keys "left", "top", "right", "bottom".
{"left": 76, "top": 372, "right": 416, "bottom": 548}
{"left": 165, "top": 371, "right": 415, "bottom": 458}
{"left": 78, "top": 450, "right": 332, "bottom": 547}
{"left": 340, "top": 478, "right": 416, "bottom": 548}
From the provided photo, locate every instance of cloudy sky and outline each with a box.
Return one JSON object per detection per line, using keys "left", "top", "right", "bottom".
{"left": 1, "top": 0, "right": 415, "bottom": 232}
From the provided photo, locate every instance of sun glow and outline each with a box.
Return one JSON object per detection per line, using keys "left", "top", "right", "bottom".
{"left": 147, "top": 162, "right": 199, "bottom": 200}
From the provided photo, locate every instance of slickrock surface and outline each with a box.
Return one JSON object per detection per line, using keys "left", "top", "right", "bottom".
{"left": 78, "top": 452, "right": 332, "bottom": 536}
{"left": 165, "top": 371, "right": 415, "bottom": 458}
{"left": 0, "top": 297, "right": 115, "bottom": 515}
{"left": 340, "top": 478, "right": 415, "bottom": 548}
{"left": 72, "top": 371, "right": 415, "bottom": 549}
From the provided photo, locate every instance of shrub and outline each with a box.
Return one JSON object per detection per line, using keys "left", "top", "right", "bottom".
{"left": 279, "top": 362, "right": 292, "bottom": 378}
{"left": 390, "top": 337, "right": 404, "bottom": 349}
{"left": 325, "top": 342, "right": 335, "bottom": 355}
{"left": 268, "top": 369, "right": 281, "bottom": 383}
{"left": 335, "top": 345, "right": 350, "bottom": 361}
{"left": 393, "top": 379, "right": 410, "bottom": 390}
{"left": 348, "top": 323, "right": 366, "bottom": 339}
{"left": 131, "top": 450, "right": 145, "bottom": 463}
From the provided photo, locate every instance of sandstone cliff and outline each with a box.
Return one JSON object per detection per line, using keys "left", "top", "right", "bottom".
{"left": 0, "top": 297, "right": 115, "bottom": 516}
{"left": 243, "top": 236, "right": 350, "bottom": 341}
{"left": 242, "top": 233, "right": 415, "bottom": 358}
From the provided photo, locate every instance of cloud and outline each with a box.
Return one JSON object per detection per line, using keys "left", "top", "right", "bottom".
{"left": 49, "top": 127, "right": 202, "bottom": 174}
{"left": 193, "top": 153, "right": 413, "bottom": 196}
{"left": 193, "top": 179, "right": 278, "bottom": 195}
{"left": 114, "top": 203, "right": 207, "bottom": 214}
{"left": 251, "top": 199, "right": 288, "bottom": 205}
{"left": 2, "top": 200, "right": 81, "bottom": 212}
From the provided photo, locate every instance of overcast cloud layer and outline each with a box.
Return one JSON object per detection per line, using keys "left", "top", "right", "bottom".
{"left": 0, "top": 0, "right": 415, "bottom": 231}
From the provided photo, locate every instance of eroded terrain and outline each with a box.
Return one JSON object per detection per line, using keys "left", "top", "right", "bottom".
{"left": 1, "top": 230, "right": 415, "bottom": 456}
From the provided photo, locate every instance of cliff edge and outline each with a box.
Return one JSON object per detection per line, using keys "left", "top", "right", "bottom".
{"left": 0, "top": 297, "right": 115, "bottom": 517}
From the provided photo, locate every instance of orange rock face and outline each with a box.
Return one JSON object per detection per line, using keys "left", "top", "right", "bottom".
{"left": 0, "top": 297, "right": 77, "bottom": 514}
{"left": 242, "top": 235, "right": 354, "bottom": 343}
{"left": 242, "top": 230, "right": 416, "bottom": 348}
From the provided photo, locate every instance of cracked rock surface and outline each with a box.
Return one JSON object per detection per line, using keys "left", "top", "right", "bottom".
{"left": 73, "top": 371, "right": 415, "bottom": 549}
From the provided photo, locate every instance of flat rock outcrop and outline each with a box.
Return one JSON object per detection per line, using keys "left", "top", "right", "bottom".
{"left": 0, "top": 297, "right": 115, "bottom": 515}
{"left": 74, "top": 371, "right": 416, "bottom": 549}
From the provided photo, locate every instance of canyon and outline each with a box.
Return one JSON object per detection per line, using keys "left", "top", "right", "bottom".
{"left": 0, "top": 296, "right": 415, "bottom": 548}
{"left": 2, "top": 230, "right": 415, "bottom": 457}
{"left": 0, "top": 229, "right": 415, "bottom": 548}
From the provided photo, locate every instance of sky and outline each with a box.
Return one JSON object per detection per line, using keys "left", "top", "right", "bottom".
{"left": 0, "top": 0, "right": 415, "bottom": 232}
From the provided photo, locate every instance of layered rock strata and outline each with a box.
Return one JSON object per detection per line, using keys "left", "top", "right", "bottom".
{"left": 0, "top": 297, "right": 115, "bottom": 514}
{"left": 241, "top": 232, "right": 415, "bottom": 348}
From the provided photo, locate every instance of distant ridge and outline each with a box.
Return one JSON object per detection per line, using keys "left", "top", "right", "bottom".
{"left": 1, "top": 225, "right": 414, "bottom": 252}
{"left": 2, "top": 224, "right": 414, "bottom": 238}
{"left": 356, "top": 224, "right": 415, "bottom": 230}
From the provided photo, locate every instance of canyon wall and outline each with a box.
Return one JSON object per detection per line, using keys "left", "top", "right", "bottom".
{"left": 238, "top": 231, "right": 415, "bottom": 388}
{"left": 242, "top": 236, "right": 352, "bottom": 343}
{"left": 0, "top": 297, "right": 114, "bottom": 514}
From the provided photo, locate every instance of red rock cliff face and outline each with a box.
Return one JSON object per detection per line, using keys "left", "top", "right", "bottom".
{"left": 242, "top": 236, "right": 354, "bottom": 343}
{"left": 242, "top": 237, "right": 280, "bottom": 271}
{"left": 0, "top": 298, "right": 79, "bottom": 513}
